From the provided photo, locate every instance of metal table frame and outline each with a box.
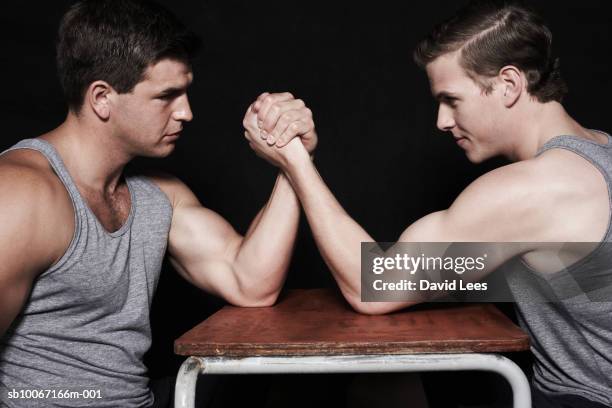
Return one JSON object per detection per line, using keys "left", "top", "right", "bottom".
{"left": 174, "top": 353, "right": 531, "bottom": 408}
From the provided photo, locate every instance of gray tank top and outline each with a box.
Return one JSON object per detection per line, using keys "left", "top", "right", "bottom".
{"left": 0, "top": 139, "right": 172, "bottom": 407}
{"left": 506, "top": 131, "right": 612, "bottom": 405}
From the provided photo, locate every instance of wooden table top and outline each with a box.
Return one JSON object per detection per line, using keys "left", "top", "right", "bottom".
{"left": 175, "top": 288, "right": 529, "bottom": 357}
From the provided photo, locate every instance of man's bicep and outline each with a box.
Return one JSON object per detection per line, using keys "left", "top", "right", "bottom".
{"left": 398, "top": 210, "right": 450, "bottom": 242}
{"left": 397, "top": 172, "right": 539, "bottom": 271}
{"left": 397, "top": 205, "right": 499, "bottom": 242}
{"left": 167, "top": 202, "right": 245, "bottom": 299}
{"left": 397, "top": 184, "right": 501, "bottom": 243}
{"left": 401, "top": 166, "right": 546, "bottom": 242}
{"left": 150, "top": 174, "right": 248, "bottom": 299}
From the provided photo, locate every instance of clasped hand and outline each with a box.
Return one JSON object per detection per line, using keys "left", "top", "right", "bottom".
{"left": 243, "top": 92, "right": 317, "bottom": 169}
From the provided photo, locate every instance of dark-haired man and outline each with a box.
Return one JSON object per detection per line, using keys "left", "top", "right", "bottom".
{"left": 245, "top": 1, "right": 612, "bottom": 407}
{"left": 0, "top": 1, "right": 315, "bottom": 407}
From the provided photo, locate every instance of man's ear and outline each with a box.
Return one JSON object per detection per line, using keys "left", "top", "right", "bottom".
{"left": 85, "top": 81, "right": 114, "bottom": 120}
{"left": 498, "top": 65, "right": 524, "bottom": 108}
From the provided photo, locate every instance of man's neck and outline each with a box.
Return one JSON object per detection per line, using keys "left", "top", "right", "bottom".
{"left": 506, "top": 100, "right": 597, "bottom": 162}
{"left": 40, "top": 112, "right": 133, "bottom": 195}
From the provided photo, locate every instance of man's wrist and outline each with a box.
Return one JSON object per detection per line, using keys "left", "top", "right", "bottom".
{"left": 279, "top": 146, "right": 311, "bottom": 179}
{"left": 276, "top": 139, "right": 309, "bottom": 169}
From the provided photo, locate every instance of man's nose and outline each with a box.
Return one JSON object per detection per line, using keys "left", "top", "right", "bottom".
{"left": 173, "top": 94, "right": 193, "bottom": 122}
{"left": 436, "top": 104, "right": 455, "bottom": 132}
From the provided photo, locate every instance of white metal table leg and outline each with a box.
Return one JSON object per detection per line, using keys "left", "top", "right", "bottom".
{"left": 174, "top": 357, "right": 203, "bottom": 408}
{"left": 175, "top": 354, "right": 530, "bottom": 408}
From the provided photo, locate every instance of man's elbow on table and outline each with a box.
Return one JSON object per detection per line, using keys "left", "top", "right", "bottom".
{"left": 338, "top": 287, "right": 390, "bottom": 315}
{"left": 344, "top": 292, "right": 419, "bottom": 316}
{"left": 231, "top": 292, "right": 279, "bottom": 308}
{"left": 228, "top": 280, "right": 282, "bottom": 308}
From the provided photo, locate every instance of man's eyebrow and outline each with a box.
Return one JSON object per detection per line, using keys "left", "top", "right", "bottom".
{"left": 156, "top": 78, "right": 193, "bottom": 96}
{"left": 156, "top": 86, "right": 187, "bottom": 97}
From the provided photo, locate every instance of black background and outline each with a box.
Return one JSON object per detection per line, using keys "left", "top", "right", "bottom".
{"left": 1, "top": 1, "right": 611, "bottom": 406}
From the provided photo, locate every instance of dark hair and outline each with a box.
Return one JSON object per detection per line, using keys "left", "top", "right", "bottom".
{"left": 413, "top": 0, "right": 568, "bottom": 103}
{"left": 56, "top": 0, "right": 201, "bottom": 113}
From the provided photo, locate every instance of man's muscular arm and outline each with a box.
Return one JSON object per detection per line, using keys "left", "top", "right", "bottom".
{"left": 245, "top": 133, "right": 564, "bottom": 314}
{"left": 0, "top": 163, "right": 73, "bottom": 337}
{"left": 149, "top": 94, "right": 315, "bottom": 307}
{"left": 152, "top": 173, "right": 299, "bottom": 307}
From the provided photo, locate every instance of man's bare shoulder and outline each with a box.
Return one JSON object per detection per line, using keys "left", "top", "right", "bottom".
{"left": 142, "top": 171, "right": 200, "bottom": 209}
{"left": 531, "top": 147, "right": 610, "bottom": 241}
{"left": 532, "top": 147, "right": 608, "bottom": 190}
{"left": 0, "top": 148, "right": 75, "bottom": 334}
{"left": 453, "top": 159, "right": 547, "bottom": 210}
{"left": 517, "top": 147, "right": 610, "bottom": 213}
{"left": 0, "top": 148, "right": 70, "bottom": 203}
{"left": 0, "top": 148, "right": 75, "bottom": 266}
{"left": 449, "top": 151, "right": 608, "bottom": 241}
{"left": 461, "top": 150, "right": 599, "bottom": 202}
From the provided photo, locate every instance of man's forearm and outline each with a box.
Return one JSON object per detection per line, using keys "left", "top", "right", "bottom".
{"left": 233, "top": 172, "right": 300, "bottom": 301}
{"left": 282, "top": 152, "right": 374, "bottom": 305}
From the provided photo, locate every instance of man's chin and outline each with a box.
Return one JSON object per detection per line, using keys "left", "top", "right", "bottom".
{"left": 465, "top": 150, "right": 485, "bottom": 164}
{"left": 465, "top": 148, "right": 501, "bottom": 164}
{"left": 140, "top": 144, "right": 177, "bottom": 159}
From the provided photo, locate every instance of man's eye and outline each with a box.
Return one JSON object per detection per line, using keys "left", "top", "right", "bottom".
{"left": 156, "top": 91, "right": 182, "bottom": 101}
{"left": 444, "top": 98, "right": 458, "bottom": 108}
